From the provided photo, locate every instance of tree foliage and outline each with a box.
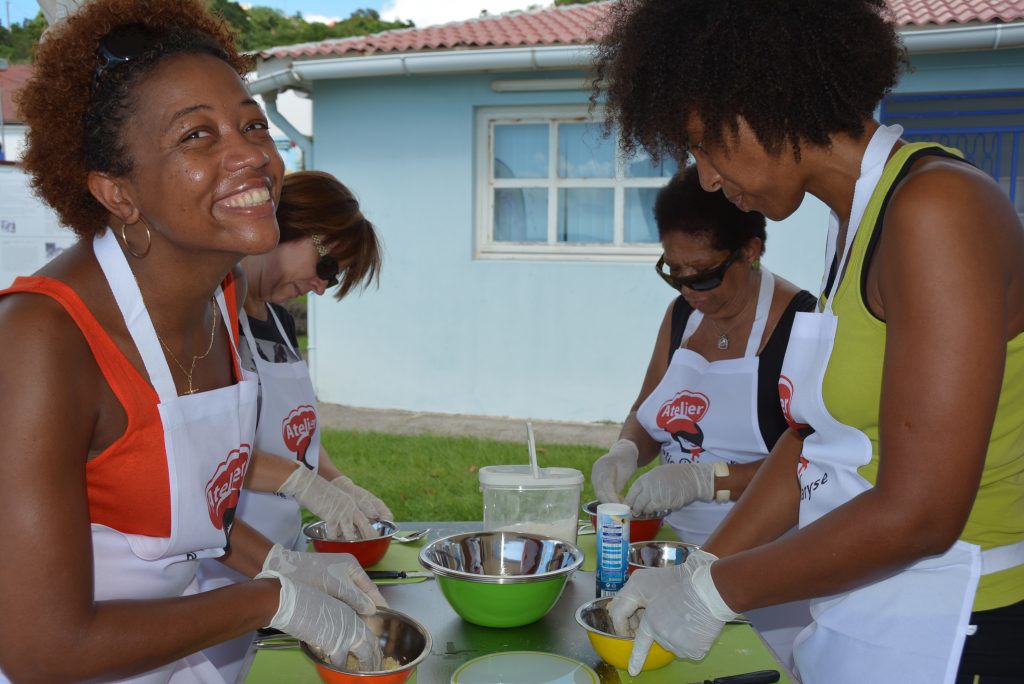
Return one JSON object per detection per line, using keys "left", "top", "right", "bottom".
{"left": 0, "top": 3, "right": 413, "bottom": 64}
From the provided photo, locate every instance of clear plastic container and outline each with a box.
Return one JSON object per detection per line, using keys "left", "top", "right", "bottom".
{"left": 479, "top": 465, "right": 584, "bottom": 545}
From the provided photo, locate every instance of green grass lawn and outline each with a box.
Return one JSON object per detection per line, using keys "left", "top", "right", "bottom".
{"left": 318, "top": 429, "right": 624, "bottom": 522}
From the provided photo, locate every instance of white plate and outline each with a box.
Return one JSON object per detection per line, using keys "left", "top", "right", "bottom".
{"left": 451, "top": 651, "right": 599, "bottom": 684}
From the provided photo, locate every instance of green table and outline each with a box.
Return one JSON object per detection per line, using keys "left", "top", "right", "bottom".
{"left": 247, "top": 523, "right": 795, "bottom": 683}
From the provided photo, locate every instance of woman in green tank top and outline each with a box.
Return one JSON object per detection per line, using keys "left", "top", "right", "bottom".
{"left": 592, "top": 2, "right": 1024, "bottom": 682}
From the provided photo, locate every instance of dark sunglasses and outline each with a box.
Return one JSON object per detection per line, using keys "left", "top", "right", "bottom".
{"left": 311, "top": 234, "right": 340, "bottom": 288}
{"left": 655, "top": 248, "right": 742, "bottom": 292}
{"left": 93, "top": 23, "right": 161, "bottom": 92}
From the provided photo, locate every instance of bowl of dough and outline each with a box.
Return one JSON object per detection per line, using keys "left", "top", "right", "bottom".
{"left": 303, "top": 519, "right": 397, "bottom": 567}
{"left": 300, "top": 607, "right": 431, "bottom": 684}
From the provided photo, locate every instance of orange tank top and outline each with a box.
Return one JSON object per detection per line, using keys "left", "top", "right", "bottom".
{"left": 0, "top": 273, "right": 241, "bottom": 538}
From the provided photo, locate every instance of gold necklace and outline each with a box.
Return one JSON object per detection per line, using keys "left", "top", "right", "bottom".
{"left": 706, "top": 284, "right": 757, "bottom": 351}
{"left": 156, "top": 299, "right": 219, "bottom": 395}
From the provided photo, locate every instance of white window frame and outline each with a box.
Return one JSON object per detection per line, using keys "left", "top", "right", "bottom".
{"left": 474, "top": 104, "right": 670, "bottom": 262}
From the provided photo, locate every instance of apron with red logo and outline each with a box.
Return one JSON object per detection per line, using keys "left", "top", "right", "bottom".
{"left": 197, "top": 303, "right": 321, "bottom": 683}
{"left": 88, "top": 228, "right": 258, "bottom": 684}
{"left": 636, "top": 266, "right": 774, "bottom": 546}
{"left": 780, "top": 124, "right": 1024, "bottom": 684}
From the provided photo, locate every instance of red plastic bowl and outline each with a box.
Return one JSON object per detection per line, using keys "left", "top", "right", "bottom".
{"left": 582, "top": 500, "right": 666, "bottom": 543}
{"left": 304, "top": 519, "right": 397, "bottom": 568}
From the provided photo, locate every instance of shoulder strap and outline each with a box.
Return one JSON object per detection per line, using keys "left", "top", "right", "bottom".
{"left": 668, "top": 295, "right": 694, "bottom": 362}
{"left": 858, "top": 145, "right": 967, "bottom": 316}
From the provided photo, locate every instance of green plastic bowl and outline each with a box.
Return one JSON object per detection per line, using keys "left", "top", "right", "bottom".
{"left": 419, "top": 531, "right": 584, "bottom": 628}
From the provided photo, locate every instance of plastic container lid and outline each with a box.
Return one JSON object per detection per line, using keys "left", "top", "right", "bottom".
{"left": 479, "top": 465, "right": 583, "bottom": 488}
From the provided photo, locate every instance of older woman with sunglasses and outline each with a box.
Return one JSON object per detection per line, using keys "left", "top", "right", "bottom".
{"left": 197, "top": 170, "right": 390, "bottom": 683}
{"left": 592, "top": 165, "right": 815, "bottom": 664}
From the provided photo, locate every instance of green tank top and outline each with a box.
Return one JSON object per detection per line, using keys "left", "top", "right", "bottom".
{"left": 822, "top": 142, "right": 1024, "bottom": 612}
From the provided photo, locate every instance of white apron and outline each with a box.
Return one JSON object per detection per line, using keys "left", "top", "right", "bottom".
{"left": 636, "top": 268, "right": 812, "bottom": 668}
{"left": 637, "top": 267, "right": 773, "bottom": 545}
{"left": 197, "top": 304, "right": 322, "bottom": 683}
{"left": 82, "top": 229, "right": 256, "bottom": 684}
{"left": 782, "top": 124, "right": 1024, "bottom": 684}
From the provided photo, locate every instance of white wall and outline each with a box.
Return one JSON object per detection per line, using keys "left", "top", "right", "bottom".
{"left": 300, "top": 49, "right": 1022, "bottom": 423}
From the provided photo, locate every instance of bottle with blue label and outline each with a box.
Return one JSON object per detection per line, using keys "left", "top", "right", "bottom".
{"left": 595, "top": 502, "right": 630, "bottom": 597}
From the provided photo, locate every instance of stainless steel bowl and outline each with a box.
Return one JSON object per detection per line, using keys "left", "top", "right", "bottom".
{"left": 627, "top": 540, "right": 700, "bottom": 570}
{"left": 300, "top": 607, "right": 432, "bottom": 681}
{"left": 418, "top": 531, "right": 584, "bottom": 584}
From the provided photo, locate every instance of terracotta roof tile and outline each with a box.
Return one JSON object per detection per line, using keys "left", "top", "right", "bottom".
{"left": 0, "top": 64, "right": 32, "bottom": 125}
{"left": 262, "top": 1, "right": 1024, "bottom": 60}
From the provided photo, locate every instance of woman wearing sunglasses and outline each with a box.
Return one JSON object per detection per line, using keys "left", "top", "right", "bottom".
{"left": 596, "top": 1, "right": 1024, "bottom": 682}
{"left": 197, "top": 170, "right": 390, "bottom": 683}
{"left": 592, "top": 165, "right": 815, "bottom": 664}
{"left": 0, "top": 2, "right": 384, "bottom": 682}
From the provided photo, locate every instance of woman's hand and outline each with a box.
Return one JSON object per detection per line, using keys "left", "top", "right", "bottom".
{"left": 625, "top": 462, "right": 715, "bottom": 513}
{"left": 592, "top": 439, "right": 640, "bottom": 503}
{"left": 277, "top": 465, "right": 375, "bottom": 539}
{"left": 257, "top": 570, "right": 383, "bottom": 671}
{"left": 262, "top": 544, "right": 387, "bottom": 612}
{"left": 609, "top": 549, "right": 737, "bottom": 676}
{"left": 330, "top": 475, "right": 393, "bottom": 521}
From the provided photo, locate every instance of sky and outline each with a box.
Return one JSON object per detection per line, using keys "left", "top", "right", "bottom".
{"left": 2, "top": 0, "right": 541, "bottom": 29}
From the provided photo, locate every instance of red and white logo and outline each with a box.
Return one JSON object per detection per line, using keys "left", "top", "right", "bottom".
{"left": 206, "top": 444, "right": 251, "bottom": 530}
{"left": 283, "top": 405, "right": 317, "bottom": 468}
{"left": 797, "top": 454, "right": 810, "bottom": 477}
{"left": 656, "top": 390, "right": 709, "bottom": 461}
{"left": 778, "top": 375, "right": 811, "bottom": 433}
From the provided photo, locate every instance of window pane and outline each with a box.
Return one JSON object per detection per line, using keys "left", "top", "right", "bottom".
{"left": 558, "top": 188, "right": 613, "bottom": 243}
{"left": 494, "top": 124, "right": 548, "bottom": 178}
{"left": 494, "top": 188, "right": 548, "bottom": 242}
{"left": 558, "top": 123, "right": 614, "bottom": 178}
{"left": 625, "top": 188, "right": 660, "bottom": 243}
{"left": 626, "top": 149, "right": 679, "bottom": 178}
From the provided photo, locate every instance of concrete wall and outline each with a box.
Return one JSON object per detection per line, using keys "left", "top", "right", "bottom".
{"left": 303, "top": 49, "right": 1023, "bottom": 423}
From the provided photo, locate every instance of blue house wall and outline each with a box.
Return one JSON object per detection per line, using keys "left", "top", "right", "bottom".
{"left": 305, "top": 49, "right": 1023, "bottom": 423}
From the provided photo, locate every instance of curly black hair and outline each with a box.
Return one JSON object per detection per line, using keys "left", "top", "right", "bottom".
{"left": 593, "top": 0, "right": 908, "bottom": 163}
{"left": 17, "top": 0, "right": 250, "bottom": 237}
{"left": 655, "top": 165, "right": 766, "bottom": 255}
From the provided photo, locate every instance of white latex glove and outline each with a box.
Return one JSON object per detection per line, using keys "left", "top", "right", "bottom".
{"left": 591, "top": 439, "right": 640, "bottom": 504}
{"left": 257, "top": 569, "right": 382, "bottom": 672}
{"left": 278, "top": 466, "right": 375, "bottom": 540}
{"left": 262, "top": 543, "right": 388, "bottom": 612}
{"left": 625, "top": 461, "right": 715, "bottom": 514}
{"left": 330, "top": 475, "right": 394, "bottom": 521}
{"left": 608, "top": 548, "right": 738, "bottom": 676}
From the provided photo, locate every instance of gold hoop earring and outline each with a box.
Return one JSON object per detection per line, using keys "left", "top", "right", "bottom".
{"left": 751, "top": 257, "right": 761, "bottom": 271}
{"left": 121, "top": 217, "right": 152, "bottom": 259}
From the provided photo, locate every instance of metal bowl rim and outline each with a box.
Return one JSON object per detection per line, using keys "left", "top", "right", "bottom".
{"left": 299, "top": 606, "right": 433, "bottom": 676}
{"left": 574, "top": 597, "right": 634, "bottom": 642}
{"left": 417, "top": 531, "right": 584, "bottom": 584}
{"left": 581, "top": 499, "right": 669, "bottom": 521}
{"left": 303, "top": 519, "right": 398, "bottom": 543}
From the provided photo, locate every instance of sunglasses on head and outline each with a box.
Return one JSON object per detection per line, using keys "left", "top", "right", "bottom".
{"left": 93, "top": 23, "right": 161, "bottom": 92}
{"left": 311, "top": 234, "right": 340, "bottom": 288}
{"left": 655, "top": 247, "right": 742, "bottom": 292}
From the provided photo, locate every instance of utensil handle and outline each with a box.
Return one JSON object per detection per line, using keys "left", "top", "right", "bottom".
{"left": 711, "top": 670, "right": 781, "bottom": 684}
{"left": 366, "top": 570, "right": 406, "bottom": 579}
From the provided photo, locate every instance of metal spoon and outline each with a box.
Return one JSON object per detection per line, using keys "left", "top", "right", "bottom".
{"left": 392, "top": 529, "right": 430, "bottom": 543}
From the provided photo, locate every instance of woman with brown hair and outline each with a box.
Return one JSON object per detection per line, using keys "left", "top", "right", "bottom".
{"left": 198, "top": 171, "right": 391, "bottom": 683}
{"left": 0, "top": 2, "right": 381, "bottom": 681}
